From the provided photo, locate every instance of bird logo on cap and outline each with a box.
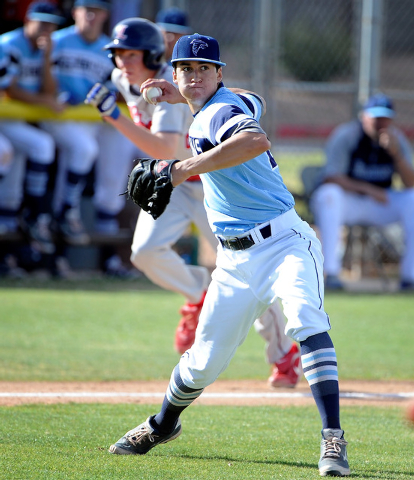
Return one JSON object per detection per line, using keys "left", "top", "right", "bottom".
{"left": 190, "top": 39, "right": 208, "bottom": 56}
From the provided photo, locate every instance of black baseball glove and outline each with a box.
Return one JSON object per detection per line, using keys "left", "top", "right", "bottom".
{"left": 126, "top": 158, "right": 179, "bottom": 220}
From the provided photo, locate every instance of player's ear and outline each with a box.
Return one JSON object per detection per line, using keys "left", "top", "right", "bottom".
{"left": 172, "top": 69, "right": 178, "bottom": 85}
{"left": 217, "top": 67, "right": 223, "bottom": 84}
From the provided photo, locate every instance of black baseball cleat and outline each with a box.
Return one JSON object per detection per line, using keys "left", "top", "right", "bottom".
{"left": 20, "top": 212, "right": 55, "bottom": 254}
{"left": 109, "top": 416, "right": 182, "bottom": 455}
{"left": 58, "top": 209, "right": 90, "bottom": 245}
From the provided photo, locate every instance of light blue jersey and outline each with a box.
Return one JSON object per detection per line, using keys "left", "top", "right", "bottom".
{"left": 0, "top": 43, "right": 15, "bottom": 90}
{"left": 0, "top": 28, "right": 44, "bottom": 93}
{"left": 189, "top": 87, "right": 294, "bottom": 236}
{"left": 51, "top": 26, "right": 114, "bottom": 105}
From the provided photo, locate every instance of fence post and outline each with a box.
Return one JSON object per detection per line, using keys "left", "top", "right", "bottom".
{"left": 358, "top": 0, "right": 383, "bottom": 106}
{"left": 253, "top": 0, "right": 273, "bottom": 133}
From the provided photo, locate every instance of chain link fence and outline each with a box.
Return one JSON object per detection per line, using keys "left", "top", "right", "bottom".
{"left": 151, "top": 0, "right": 414, "bottom": 151}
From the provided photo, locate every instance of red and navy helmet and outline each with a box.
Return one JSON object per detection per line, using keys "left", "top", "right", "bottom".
{"left": 104, "top": 18, "right": 165, "bottom": 70}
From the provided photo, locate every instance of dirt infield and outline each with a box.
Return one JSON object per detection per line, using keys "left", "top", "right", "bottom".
{"left": 1, "top": 380, "right": 413, "bottom": 408}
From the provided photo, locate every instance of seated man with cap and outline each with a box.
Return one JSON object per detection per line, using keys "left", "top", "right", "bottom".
{"left": 311, "top": 93, "right": 414, "bottom": 291}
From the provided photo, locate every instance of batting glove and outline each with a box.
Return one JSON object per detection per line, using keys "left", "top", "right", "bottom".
{"left": 85, "top": 83, "right": 120, "bottom": 120}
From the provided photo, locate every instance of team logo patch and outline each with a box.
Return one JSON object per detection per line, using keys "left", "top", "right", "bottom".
{"left": 115, "top": 24, "right": 128, "bottom": 40}
{"left": 190, "top": 39, "right": 208, "bottom": 56}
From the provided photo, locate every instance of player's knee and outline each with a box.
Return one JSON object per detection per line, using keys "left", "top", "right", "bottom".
{"left": 67, "top": 139, "right": 99, "bottom": 172}
{"left": 130, "top": 243, "right": 158, "bottom": 271}
{"left": 314, "top": 183, "right": 343, "bottom": 204}
{"left": 179, "top": 364, "right": 217, "bottom": 390}
{"left": 311, "top": 183, "right": 343, "bottom": 218}
{"left": 31, "top": 133, "right": 55, "bottom": 164}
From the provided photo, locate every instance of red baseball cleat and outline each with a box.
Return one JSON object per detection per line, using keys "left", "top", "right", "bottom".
{"left": 268, "top": 343, "right": 302, "bottom": 388}
{"left": 174, "top": 291, "right": 207, "bottom": 354}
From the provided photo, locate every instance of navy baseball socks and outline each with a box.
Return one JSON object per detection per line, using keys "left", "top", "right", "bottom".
{"left": 109, "top": 336, "right": 350, "bottom": 475}
{"left": 109, "top": 365, "right": 203, "bottom": 455}
{"left": 20, "top": 160, "right": 55, "bottom": 254}
{"left": 56, "top": 171, "right": 90, "bottom": 245}
{"left": 300, "top": 332, "right": 350, "bottom": 476}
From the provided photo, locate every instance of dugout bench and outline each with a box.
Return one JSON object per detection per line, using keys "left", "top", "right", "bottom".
{"left": 0, "top": 99, "right": 200, "bottom": 274}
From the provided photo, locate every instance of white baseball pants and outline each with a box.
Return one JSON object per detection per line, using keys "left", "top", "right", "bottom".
{"left": 179, "top": 209, "right": 330, "bottom": 389}
{"left": 131, "top": 181, "right": 216, "bottom": 304}
{"left": 41, "top": 121, "right": 134, "bottom": 215}
{"left": 0, "top": 132, "right": 13, "bottom": 177}
{"left": 311, "top": 183, "right": 414, "bottom": 281}
{"left": 0, "top": 121, "right": 55, "bottom": 210}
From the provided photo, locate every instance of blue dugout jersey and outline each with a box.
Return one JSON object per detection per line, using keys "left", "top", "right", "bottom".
{"left": 189, "top": 87, "right": 294, "bottom": 236}
{"left": 51, "top": 26, "right": 114, "bottom": 105}
{"left": 0, "top": 43, "right": 15, "bottom": 90}
{"left": 323, "top": 119, "right": 413, "bottom": 189}
{"left": 0, "top": 28, "right": 45, "bottom": 93}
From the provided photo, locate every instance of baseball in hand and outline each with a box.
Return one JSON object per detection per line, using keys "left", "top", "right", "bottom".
{"left": 143, "top": 87, "right": 162, "bottom": 105}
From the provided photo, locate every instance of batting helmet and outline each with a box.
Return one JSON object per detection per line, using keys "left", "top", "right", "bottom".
{"left": 104, "top": 18, "right": 165, "bottom": 70}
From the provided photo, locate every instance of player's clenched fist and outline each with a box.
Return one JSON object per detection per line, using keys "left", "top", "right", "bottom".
{"left": 85, "top": 83, "right": 120, "bottom": 120}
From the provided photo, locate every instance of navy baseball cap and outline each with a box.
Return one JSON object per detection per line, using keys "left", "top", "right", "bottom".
{"left": 364, "top": 93, "right": 395, "bottom": 118}
{"left": 26, "top": 1, "right": 65, "bottom": 24}
{"left": 172, "top": 33, "right": 226, "bottom": 66}
{"left": 156, "top": 7, "right": 192, "bottom": 34}
{"left": 74, "top": 0, "right": 111, "bottom": 10}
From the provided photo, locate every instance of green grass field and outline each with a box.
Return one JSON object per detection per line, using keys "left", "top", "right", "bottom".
{"left": 1, "top": 278, "right": 413, "bottom": 381}
{"left": 1, "top": 404, "right": 413, "bottom": 479}
{"left": 0, "top": 277, "right": 413, "bottom": 479}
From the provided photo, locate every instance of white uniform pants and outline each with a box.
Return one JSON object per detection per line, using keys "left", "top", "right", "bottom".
{"left": 0, "top": 132, "right": 13, "bottom": 177}
{"left": 253, "top": 301, "right": 292, "bottom": 364}
{"left": 131, "top": 180, "right": 291, "bottom": 364}
{"left": 131, "top": 181, "right": 216, "bottom": 304}
{"left": 41, "top": 121, "right": 134, "bottom": 215}
{"left": 0, "top": 121, "right": 55, "bottom": 210}
{"left": 179, "top": 209, "right": 330, "bottom": 389}
{"left": 311, "top": 183, "right": 414, "bottom": 281}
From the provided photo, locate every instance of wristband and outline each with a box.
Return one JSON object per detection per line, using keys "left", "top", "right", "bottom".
{"left": 109, "top": 104, "right": 120, "bottom": 120}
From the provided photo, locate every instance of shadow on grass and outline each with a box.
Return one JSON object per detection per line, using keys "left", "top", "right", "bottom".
{"left": 157, "top": 452, "right": 414, "bottom": 478}
{"left": 160, "top": 452, "right": 317, "bottom": 471}
{"left": 155, "top": 451, "right": 414, "bottom": 478}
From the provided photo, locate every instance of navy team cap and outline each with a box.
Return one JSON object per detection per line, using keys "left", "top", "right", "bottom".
{"left": 26, "top": 1, "right": 65, "bottom": 24}
{"left": 172, "top": 33, "right": 226, "bottom": 66}
{"left": 156, "top": 7, "right": 191, "bottom": 34}
{"left": 74, "top": 0, "right": 111, "bottom": 10}
{"left": 364, "top": 93, "right": 395, "bottom": 118}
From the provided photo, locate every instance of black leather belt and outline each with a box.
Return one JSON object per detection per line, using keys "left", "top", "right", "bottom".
{"left": 219, "top": 224, "right": 272, "bottom": 251}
